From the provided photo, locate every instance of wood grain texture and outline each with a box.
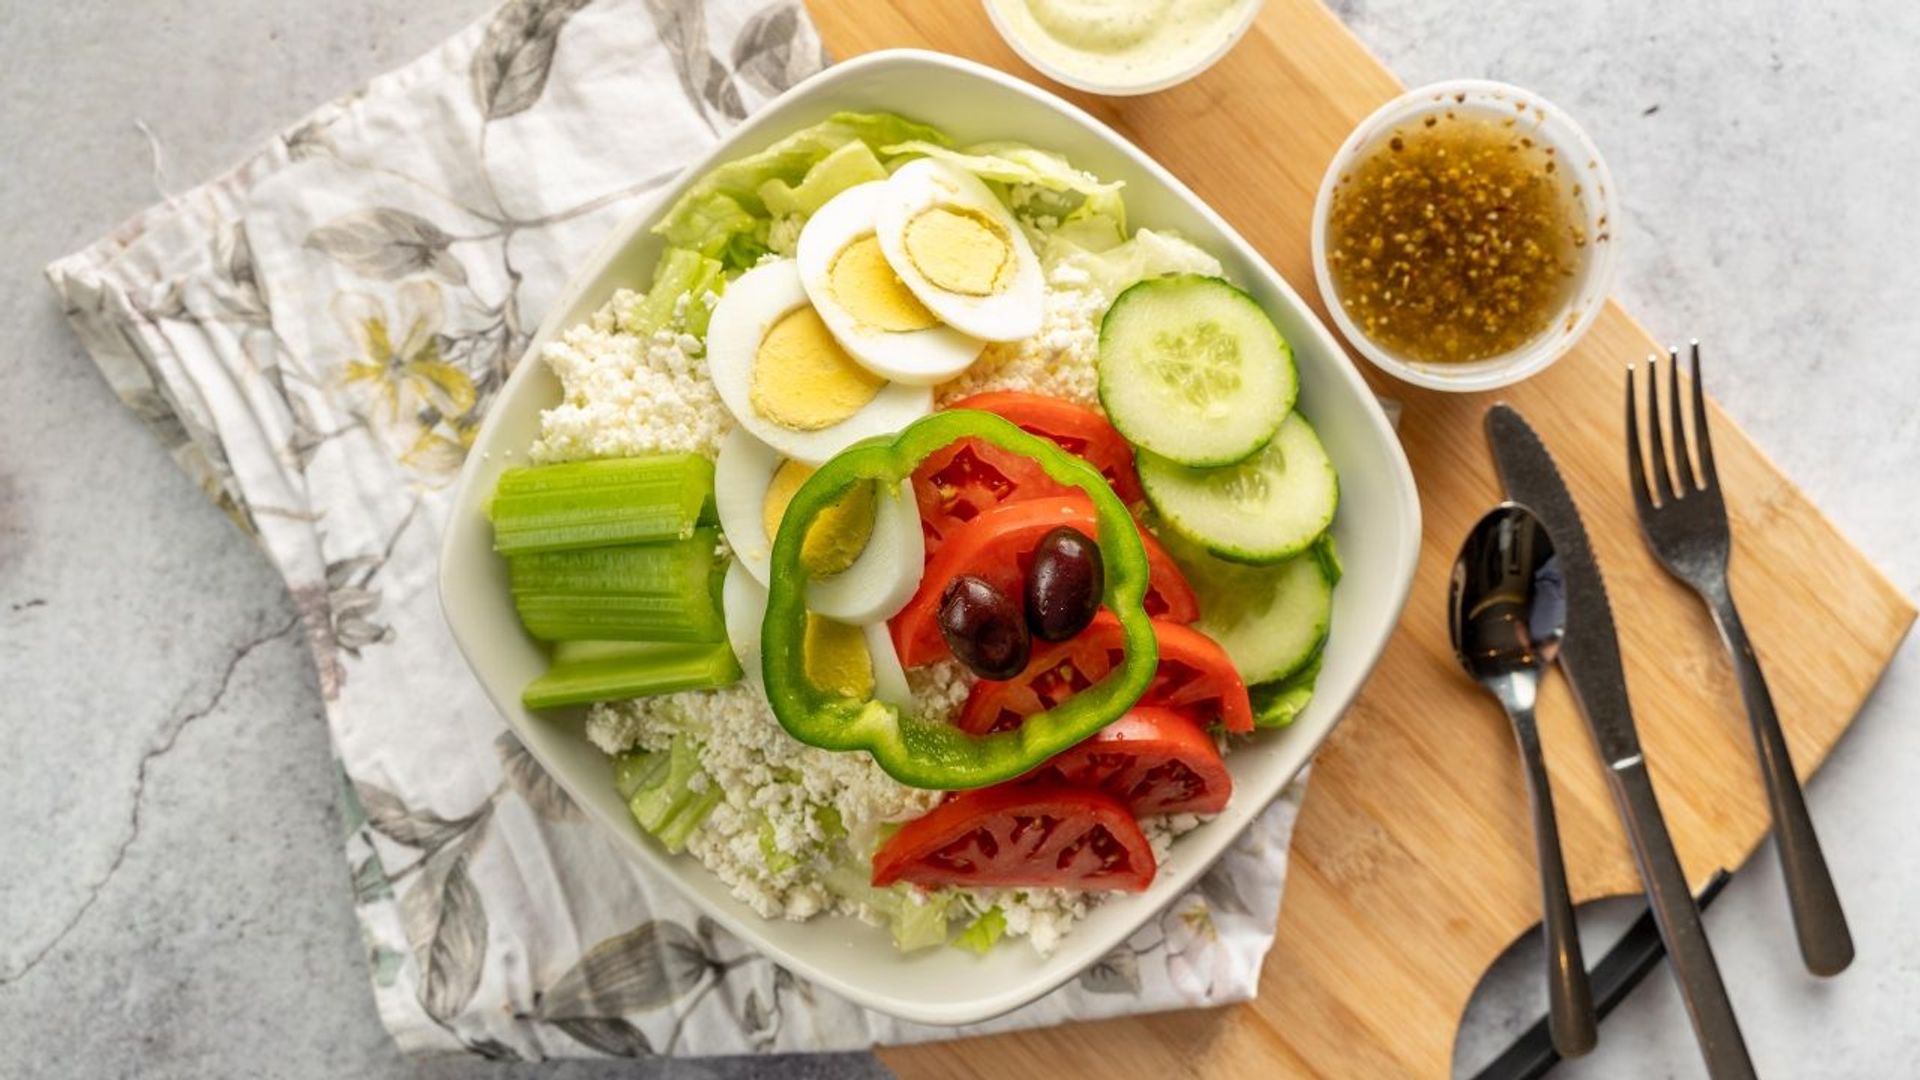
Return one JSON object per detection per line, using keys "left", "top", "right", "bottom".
{"left": 804, "top": 1, "right": 1917, "bottom": 1075}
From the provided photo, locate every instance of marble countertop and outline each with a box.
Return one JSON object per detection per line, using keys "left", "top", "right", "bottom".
{"left": 2, "top": 1, "right": 1913, "bottom": 1077}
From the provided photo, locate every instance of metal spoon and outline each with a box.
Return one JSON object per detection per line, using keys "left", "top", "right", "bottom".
{"left": 1450, "top": 502, "right": 1597, "bottom": 1058}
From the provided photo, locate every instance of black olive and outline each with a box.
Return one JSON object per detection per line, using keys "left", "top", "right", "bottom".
{"left": 1025, "top": 526, "right": 1104, "bottom": 642}
{"left": 937, "top": 575, "right": 1031, "bottom": 680}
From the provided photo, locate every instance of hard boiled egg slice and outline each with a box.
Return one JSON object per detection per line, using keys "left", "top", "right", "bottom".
{"left": 714, "top": 426, "right": 925, "bottom": 624}
{"left": 797, "top": 181, "right": 985, "bottom": 385}
{"left": 722, "top": 557, "right": 909, "bottom": 707}
{"left": 875, "top": 158, "right": 1046, "bottom": 343}
{"left": 722, "top": 559, "right": 768, "bottom": 690}
{"left": 707, "top": 260, "right": 932, "bottom": 465}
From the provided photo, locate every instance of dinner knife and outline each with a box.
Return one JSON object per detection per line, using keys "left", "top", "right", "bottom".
{"left": 1486, "top": 403, "right": 1756, "bottom": 1080}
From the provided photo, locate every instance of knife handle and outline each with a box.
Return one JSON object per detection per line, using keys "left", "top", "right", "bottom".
{"left": 1608, "top": 757, "right": 1757, "bottom": 1080}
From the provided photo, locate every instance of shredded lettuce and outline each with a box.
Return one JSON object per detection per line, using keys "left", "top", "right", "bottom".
{"left": 1052, "top": 226, "right": 1224, "bottom": 300}
{"left": 820, "top": 844, "right": 953, "bottom": 953}
{"left": 813, "top": 804, "right": 848, "bottom": 844}
{"left": 1043, "top": 213, "right": 1126, "bottom": 254}
{"left": 881, "top": 139, "right": 1126, "bottom": 230}
{"left": 619, "top": 248, "right": 725, "bottom": 339}
{"left": 655, "top": 112, "right": 950, "bottom": 268}
{"left": 953, "top": 906, "right": 1007, "bottom": 955}
{"left": 613, "top": 736, "right": 722, "bottom": 852}
{"left": 757, "top": 141, "right": 891, "bottom": 258}
{"left": 759, "top": 140, "right": 889, "bottom": 219}
{"left": 756, "top": 818, "right": 800, "bottom": 874}
{"left": 891, "top": 889, "right": 952, "bottom": 952}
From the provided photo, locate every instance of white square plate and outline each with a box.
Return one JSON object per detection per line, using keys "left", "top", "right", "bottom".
{"left": 440, "top": 49, "right": 1420, "bottom": 1027}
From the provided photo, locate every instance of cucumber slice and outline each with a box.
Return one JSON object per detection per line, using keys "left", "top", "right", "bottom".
{"left": 1250, "top": 653, "right": 1322, "bottom": 730}
{"left": 1140, "top": 412, "right": 1338, "bottom": 564}
{"left": 1166, "top": 530, "right": 1337, "bottom": 685}
{"left": 1098, "top": 274, "right": 1297, "bottom": 466}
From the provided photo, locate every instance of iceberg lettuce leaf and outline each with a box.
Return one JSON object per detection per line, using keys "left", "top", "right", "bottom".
{"left": 1052, "top": 226, "right": 1223, "bottom": 300}
{"left": 617, "top": 736, "right": 722, "bottom": 852}
{"left": 619, "top": 247, "right": 726, "bottom": 338}
{"left": 881, "top": 139, "right": 1126, "bottom": 230}
{"left": 953, "top": 906, "right": 1007, "bottom": 955}
{"left": 1250, "top": 653, "right": 1322, "bottom": 730}
{"left": 656, "top": 112, "right": 949, "bottom": 265}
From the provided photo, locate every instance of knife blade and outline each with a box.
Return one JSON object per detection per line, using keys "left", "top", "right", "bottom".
{"left": 1485, "top": 403, "right": 1756, "bottom": 1080}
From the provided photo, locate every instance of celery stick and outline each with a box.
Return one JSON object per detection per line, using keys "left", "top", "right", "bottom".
{"left": 489, "top": 455, "right": 716, "bottom": 555}
{"left": 522, "top": 641, "right": 740, "bottom": 710}
{"left": 508, "top": 529, "right": 725, "bottom": 642}
{"left": 551, "top": 639, "right": 679, "bottom": 665}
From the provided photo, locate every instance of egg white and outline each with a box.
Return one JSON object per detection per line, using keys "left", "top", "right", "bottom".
{"left": 722, "top": 558, "right": 768, "bottom": 690}
{"left": 797, "top": 181, "right": 985, "bottom": 385}
{"left": 713, "top": 426, "right": 926, "bottom": 624}
{"left": 706, "top": 260, "right": 932, "bottom": 465}
{"left": 875, "top": 158, "right": 1046, "bottom": 343}
{"left": 721, "top": 556, "right": 910, "bottom": 707}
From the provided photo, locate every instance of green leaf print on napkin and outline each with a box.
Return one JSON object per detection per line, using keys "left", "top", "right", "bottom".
{"left": 472, "top": 0, "right": 595, "bottom": 120}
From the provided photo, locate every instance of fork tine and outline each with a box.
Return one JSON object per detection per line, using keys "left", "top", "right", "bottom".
{"left": 1645, "top": 352, "right": 1676, "bottom": 504}
{"left": 1667, "top": 345, "right": 1692, "bottom": 490}
{"left": 1626, "top": 363, "right": 1654, "bottom": 514}
{"left": 1689, "top": 340, "right": 1717, "bottom": 490}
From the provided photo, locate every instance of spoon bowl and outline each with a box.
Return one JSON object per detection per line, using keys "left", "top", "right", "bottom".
{"left": 1450, "top": 502, "right": 1596, "bottom": 1057}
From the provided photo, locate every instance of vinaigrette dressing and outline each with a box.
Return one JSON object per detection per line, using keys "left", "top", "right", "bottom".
{"left": 1325, "top": 106, "right": 1591, "bottom": 365}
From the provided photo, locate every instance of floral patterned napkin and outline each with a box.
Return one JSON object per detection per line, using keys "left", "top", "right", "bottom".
{"left": 46, "top": 0, "right": 1306, "bottom": 1060}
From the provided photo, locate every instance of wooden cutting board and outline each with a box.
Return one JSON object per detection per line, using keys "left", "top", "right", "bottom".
{"left": 805, "top": 2, "right": 1917, "bottom": 1076}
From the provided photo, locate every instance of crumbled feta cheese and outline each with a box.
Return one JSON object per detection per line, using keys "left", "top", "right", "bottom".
{"left": 961, "top": 886, "right": 1091, "bottom": 957}
{"left": 586, "top": 686, "right": 941, "bottom": 921}
{"left": 906, "top": 659, "right": 974, "bottom": 726}
{"left": 1142, "top": 812, "right": 1210, "bottom": 865}
{"left": 529, "top": 312, "right": 731, "bottom": 464}
{"left": 936, "top": 262, "right": 1107, "bottom": 409}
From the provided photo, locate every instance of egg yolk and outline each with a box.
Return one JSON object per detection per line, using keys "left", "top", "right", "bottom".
{"left": 802, "top": 614, "right": 874, "bottom": 699}
{"left": 829, "top": 235, "right": 938, "bottom": 332}
{"left": 750, "top": 306, "right": 885, "bottom": 431}
{"left": 902, "top": 206, "right": 1014, "bottom": 297}
{"left": 761, "top": 459, "right": 876, "bottom": 577}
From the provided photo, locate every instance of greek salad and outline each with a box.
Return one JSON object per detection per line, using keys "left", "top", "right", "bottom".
{"left": 485, "top": 112, "right": 1340, "bottom": 956}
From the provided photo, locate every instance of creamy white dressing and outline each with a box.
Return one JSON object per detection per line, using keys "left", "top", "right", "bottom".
{"left": 989, "top": 0, "right": 1257, "bottom": 91}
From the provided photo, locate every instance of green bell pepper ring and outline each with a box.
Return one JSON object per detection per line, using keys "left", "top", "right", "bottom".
{"left": 760, "top": 410, "right": 1159, "bottom": 790}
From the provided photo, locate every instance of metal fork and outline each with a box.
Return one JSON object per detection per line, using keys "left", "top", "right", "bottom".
{"left": 1626, "top": 341, "right": 1854, "bottom": 976}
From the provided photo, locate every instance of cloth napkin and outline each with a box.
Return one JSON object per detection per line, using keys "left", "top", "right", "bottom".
{"left": 47, "top": 0, "right": 1306, "bottom": 1060}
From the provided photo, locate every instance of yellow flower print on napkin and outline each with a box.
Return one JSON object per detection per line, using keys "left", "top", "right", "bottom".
{"left": 333, "top": 279, "right": 480, "bottom": 479}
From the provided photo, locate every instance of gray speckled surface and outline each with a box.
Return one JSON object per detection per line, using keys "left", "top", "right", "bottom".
{"left": 1, "top": 1, "right": 1914, "bottom": 1077}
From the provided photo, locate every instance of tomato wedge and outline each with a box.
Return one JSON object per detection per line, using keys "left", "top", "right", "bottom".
{"left": 890, "top": 496, "right": 1200, "bottom": 667}
{"left": 870, "top": 783, "right": 1156, "bottom": 892}
{"left": 913, "top": 393, "right": 1143, "bottom": 554}
{"left": 912, "top": 438, "right": 1067, "bottom": 552}
{"left": 944, "top": 392, "right": 1143, "bottom": 504}
{"left": 1025, "top": 706, "right": 1233, "bottom": 815}
{"left": 958, "top": 612, "right": 1253, "bottom": 736}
